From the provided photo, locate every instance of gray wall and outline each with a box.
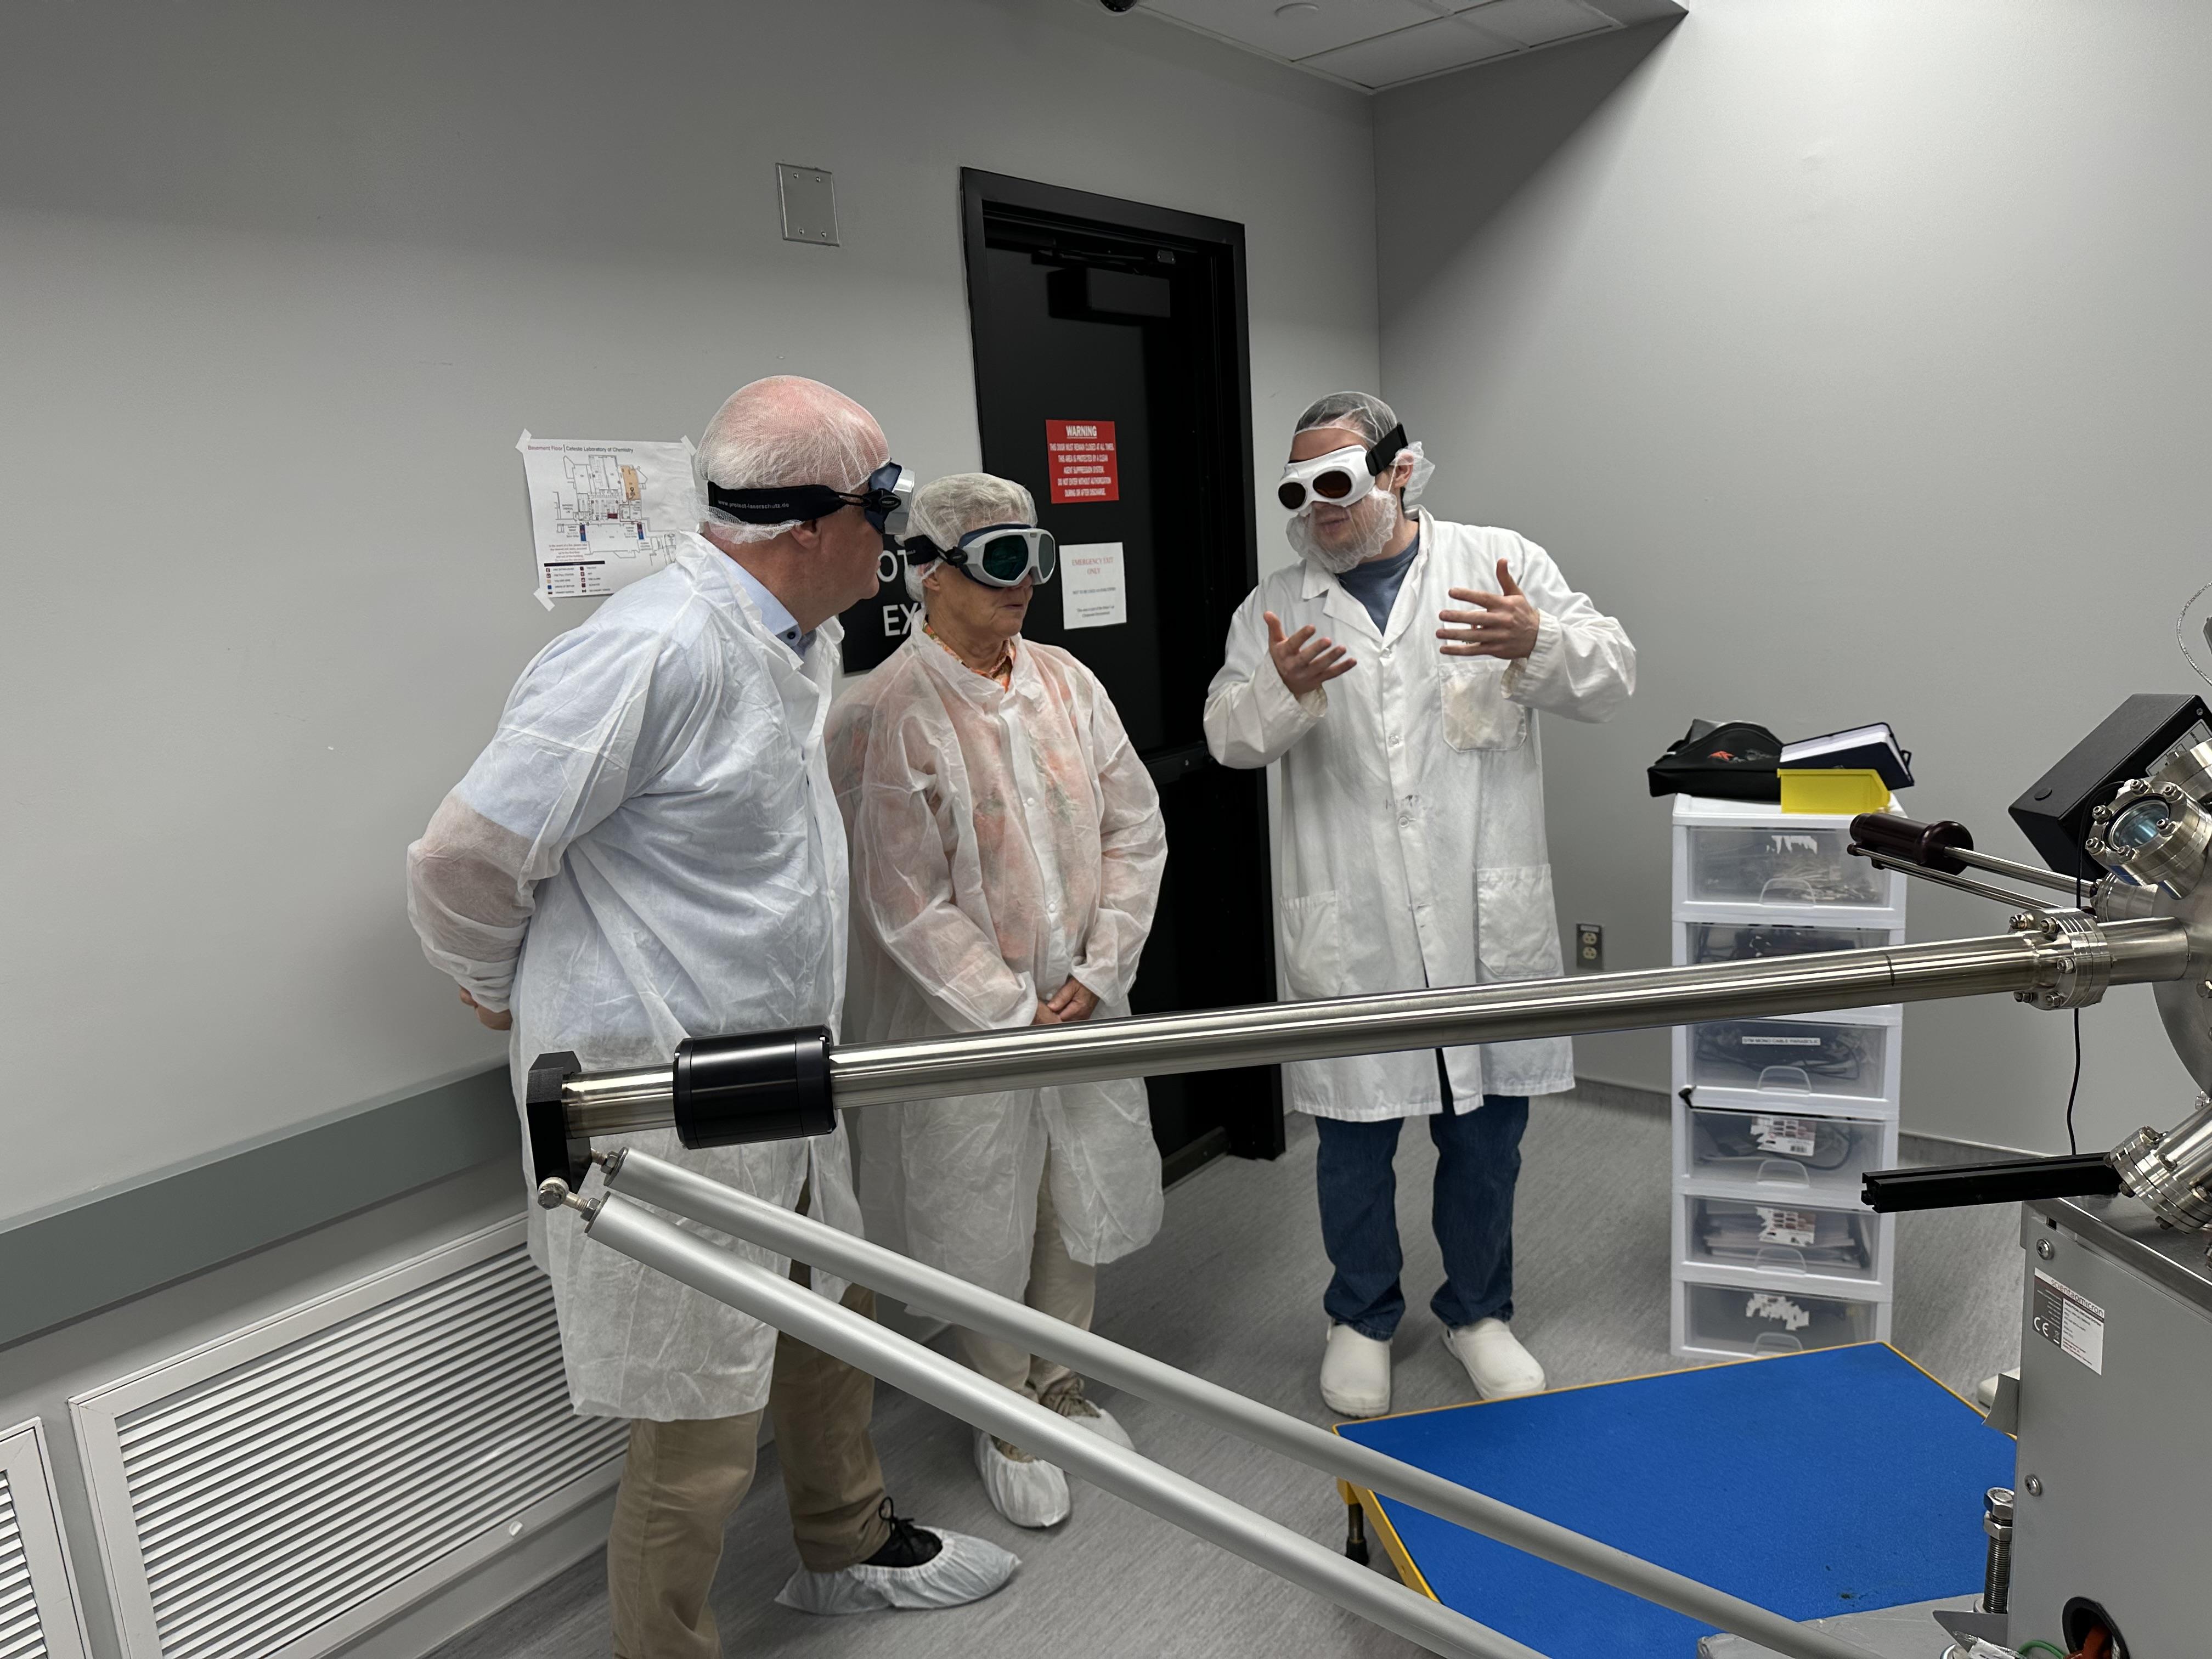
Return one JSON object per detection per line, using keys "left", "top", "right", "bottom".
{"left": 1373, "top": 0, "right": 2212, "bottom": 1153}
{"left": 0, "top": 0, "right": 1375, "bottom": 1223}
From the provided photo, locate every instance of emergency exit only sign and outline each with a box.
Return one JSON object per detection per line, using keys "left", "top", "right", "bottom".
{"left": 1045, "top": 420, "right": 1119, "bottom": 504}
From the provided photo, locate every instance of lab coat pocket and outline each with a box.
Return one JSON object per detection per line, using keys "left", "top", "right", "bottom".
{"left": 1276, "top": 891, "right": 1344, "bottom": 1000}
{"left": 1474, "top": 865, "right": 1564, "bottom": 982}
{"left": 1440, "top": 661, "right": 1529, "bottom": 752}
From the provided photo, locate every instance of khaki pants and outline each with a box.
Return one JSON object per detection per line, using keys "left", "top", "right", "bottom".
{"left": 607, "top": 1267, "right": 891, "bottom": 1659}
{"left": 952, "top": 1171, "right": 1097, "bottom": 1399}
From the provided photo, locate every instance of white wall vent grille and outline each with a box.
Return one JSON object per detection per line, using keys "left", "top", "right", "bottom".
{"left": 72, "top": 1218, "right": 624, "bottom": 1659}
{"left": 0, "top": 1419, "right": 93, "bottom": 1659}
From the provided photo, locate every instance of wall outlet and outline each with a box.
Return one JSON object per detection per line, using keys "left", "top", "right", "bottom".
{"left": 1573, "top": 923, "right": 1603, "bottom": 973}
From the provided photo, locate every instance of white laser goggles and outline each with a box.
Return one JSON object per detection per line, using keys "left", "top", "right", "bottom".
{"left": 1275, "top": 423, "right": 1410, "bottom": 514}
{"left": 897, "top": 522, "right": 1058, "bottom": 589}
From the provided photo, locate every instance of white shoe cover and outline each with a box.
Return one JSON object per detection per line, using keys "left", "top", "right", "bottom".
{"left": 1040, "top": 1384, "right": 1135, "bottom": 1452}
{"left": 774, "top": 1525, "right": 1019, "bottom": 1616}
{"left": 1319, "top": 1322, "right": 1392, "bottom": 1418}
{"left": 1443, "top": 1317, "right": 1546, "bottom": 1399}
{"left": 972, "top": 1428, "right": 1071, "bottom": 1528}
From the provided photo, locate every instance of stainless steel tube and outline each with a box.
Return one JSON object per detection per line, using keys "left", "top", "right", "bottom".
{"left": 826, "top": 919, "right": 2190, "bottom": 1107}
{"left": 610, "top": 1149, "right": 1884, "bottom": 1659}
{"left": 579, "top": 1193, "right": 1548, "bottom": 1659}
{"left": 552, "top": 918, "right": 2191, "bottom": 1126}
{"left": 1944, "top": 846, "right": 2084, "bottom": 894}
{"left": 566, "top": 1065, "right": 679, "bottom": 1136}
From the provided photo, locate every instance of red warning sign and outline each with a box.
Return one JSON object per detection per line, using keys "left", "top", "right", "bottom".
{"left": 1045, "top": 420, "right": 1120, "bottom": 504}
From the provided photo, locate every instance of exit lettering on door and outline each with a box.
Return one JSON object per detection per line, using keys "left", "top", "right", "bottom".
{"left": 1046, "top": 419, "right": 1120, "bottom": 504}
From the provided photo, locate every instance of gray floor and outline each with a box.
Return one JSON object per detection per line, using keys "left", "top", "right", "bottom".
{"left": 430, "top": 1089, "right": 2023, "bottom": 1659}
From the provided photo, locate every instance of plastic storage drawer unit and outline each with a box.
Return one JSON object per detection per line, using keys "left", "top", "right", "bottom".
{"left": 1678, "top": 1105, "right": 1893, "bottom": 1202}
{"left": 1675, "top": 1015, "right": 1900, "bottom": 1115}
{"left": 1679, "top": 1194, "right": 1886, "bottom": 1287}
{"left": 1674, "top": 1278, "right": 1888, "bottom": 1358}
{"left": 1675, "top": 920, "right": 1903, "bottom": 968}
{"left": 1671, "top": 796, "right": 1904, "bottom": 926}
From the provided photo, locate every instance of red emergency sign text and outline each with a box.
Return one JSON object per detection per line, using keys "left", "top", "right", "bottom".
{"left": 1045, "top": 419, "right": 1120, "bottom": 504}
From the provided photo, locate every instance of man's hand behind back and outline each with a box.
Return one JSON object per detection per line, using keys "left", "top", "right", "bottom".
{"left": 459, "top": 987, "right": 513, "bottom": 1031}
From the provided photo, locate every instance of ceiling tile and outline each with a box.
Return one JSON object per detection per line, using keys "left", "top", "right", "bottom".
{"left": 1452, "top": 0, "right": 1618, "bottom": 49}
{"left": 1144, "top": 0, "right": 1446, "bottom": 61}
{"left": 1296, "top": 15, "right": 1520, "bottom": 89}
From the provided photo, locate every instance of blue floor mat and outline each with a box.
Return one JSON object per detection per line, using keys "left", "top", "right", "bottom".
{"left": 1336, "top": 1344, "right": 2013, "bottom": 1658}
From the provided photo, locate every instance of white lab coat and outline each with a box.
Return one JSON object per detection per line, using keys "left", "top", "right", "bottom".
{"left": 1203, "top": 511, "right": 1635, "bottom": 1121}
{"left": 406, "top": 535, "right": 862, "bottom": 1421}
{"left": 828, "top": 633, "right": 1167, "bottom": 1300}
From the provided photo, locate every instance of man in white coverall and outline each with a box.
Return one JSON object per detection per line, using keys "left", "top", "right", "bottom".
{"left": 1203, "top": 391, "right": 1635, "bottom": 1419}
{"left": 830, "top": 473, "right": 1167, "bottom": 1532}
{"left": 406, "top": 377, "right": 1014, "bottom": 1659}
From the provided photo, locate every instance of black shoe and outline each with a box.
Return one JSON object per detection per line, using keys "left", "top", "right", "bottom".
{"left": 857, "top": 1496, "right": 944, "bottom": 1569}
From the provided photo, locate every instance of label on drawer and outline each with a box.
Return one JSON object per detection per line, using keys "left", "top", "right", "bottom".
{"left": 1745, "top": 1291, "right": 1812, "bottom": 1331}
{"left": 1752, "top": 1115, "right": 1819, "bottom": 1158}
{"left": 1756, "top": 1206, "right": 1819, "bottom": 1248}
{"left": 2032, "top": 1269, "right": 2105, "bottom": 1374}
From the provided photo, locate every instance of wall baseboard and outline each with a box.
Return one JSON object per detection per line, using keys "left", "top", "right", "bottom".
{"left": 1, "top": 1066, "right": 515, "bottom": 1351}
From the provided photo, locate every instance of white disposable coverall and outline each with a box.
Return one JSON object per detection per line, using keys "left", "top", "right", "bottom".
{"left": 406, "top": 535, "right": 860, "bottom": 1421}
{"left": 828, "top": 632, "right": 1167, "bottom": 1301}
{"left": 1203, "top": 510, "right": 1635, "bottom": 1121}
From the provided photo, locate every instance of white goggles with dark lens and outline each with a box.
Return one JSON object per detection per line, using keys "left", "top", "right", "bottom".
{"left": 915, "top": 523, "right": 1058, "bottom": 589}
{"left": 1277, "top": 445, "right": 1383, "bottom": 514}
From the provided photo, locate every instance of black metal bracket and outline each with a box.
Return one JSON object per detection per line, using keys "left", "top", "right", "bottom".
{"left": 526, "top": 1051, "right": 587, "bottom": 1191}
{"left": 1863, "top": 1154, "right": 2121, "bottom": 1213}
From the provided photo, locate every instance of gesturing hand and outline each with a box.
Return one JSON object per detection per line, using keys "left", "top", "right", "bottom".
{"left": 1265, "top": 611, "right": 1357, "bottom": 698}
{"left": 459, "top": 987, "right": 513, "bottom": 1031}
{"left": 1437, "top": 559, "right": 1540, "bottom": 661}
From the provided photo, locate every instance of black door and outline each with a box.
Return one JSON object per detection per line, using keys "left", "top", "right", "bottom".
{"left": 838, "top": 170, "right": 1283, "bottom": 1180}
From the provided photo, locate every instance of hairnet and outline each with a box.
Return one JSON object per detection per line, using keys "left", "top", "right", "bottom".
{"left": 1293, "top": 390, "right": 1435, "bottom": 507}
{"left": 695, "top": 375, "right": 888, "bottom": 545}
{"left": 902, "top": 472, "right": 1040, "bottom": 602}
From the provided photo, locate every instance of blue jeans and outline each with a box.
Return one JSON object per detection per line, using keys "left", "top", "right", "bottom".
{"left": 1314, "top": 1084, "right": 1529, "bottom": 1341}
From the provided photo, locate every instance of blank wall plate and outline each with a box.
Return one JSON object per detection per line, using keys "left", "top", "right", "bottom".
{"left": 777, "top": 163, "right": 839, "bottom": 246}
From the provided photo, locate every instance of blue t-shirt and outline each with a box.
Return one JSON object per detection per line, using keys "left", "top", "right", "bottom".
{"left": 1335, "top": 524, "right": 1421, "bottom": 633}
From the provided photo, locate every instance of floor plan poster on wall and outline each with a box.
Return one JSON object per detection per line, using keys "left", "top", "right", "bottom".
{"left": 517, "top": 432, "right": 703, "bottom": 606}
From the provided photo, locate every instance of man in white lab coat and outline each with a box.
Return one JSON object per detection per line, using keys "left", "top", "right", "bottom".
{"left": 407, "top": 377, "right": 1013, "bottom": 1658}
{"left": 1203, "top": 392, "right": 1635, "bottom": 1418}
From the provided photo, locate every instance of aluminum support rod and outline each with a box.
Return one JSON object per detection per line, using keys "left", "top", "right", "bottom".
{"left": 577, "top": 1191, "right": 1547, "bottom": 1659}
{"left": 607, "top": 1149, "right": 1883, "bottom": 1659}
{"left": 822, "top": 918, "right": 2189, "bottom": 1109}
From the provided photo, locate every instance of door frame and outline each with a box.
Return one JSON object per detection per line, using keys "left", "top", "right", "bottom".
{"left": 957, "top": 168, "right": 1260, "bottom": 603}
{"left": 956, "top": 167, "right": 1284, "bottom": 1166}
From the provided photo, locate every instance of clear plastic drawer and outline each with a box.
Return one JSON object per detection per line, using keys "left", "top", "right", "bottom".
{"left": 1680, "top": 1194, "right": 1883, "bottom": 1285}
{"left": 1675, "top": 1016, "right": 1899, "bottom": 1113}
{"left": 1681, "top": 822, "right": 1888, "bottom": 909}
{"left": 1676, "top": 1279, "right": 1886, "bottom": 1357}
{"left": 1677, "top": 921, "right": 1900, "bottom": 968}
{"left": 1680, "top": 1105, "right": 1893, "bottom": 1200}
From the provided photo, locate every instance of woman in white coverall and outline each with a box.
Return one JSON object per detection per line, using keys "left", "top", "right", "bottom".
{"left": 830, "top": 472, "right": 1168, "bottom": 1531}
{"left": 1203, "top": 392, "right": 1635, "bottom": 1420}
